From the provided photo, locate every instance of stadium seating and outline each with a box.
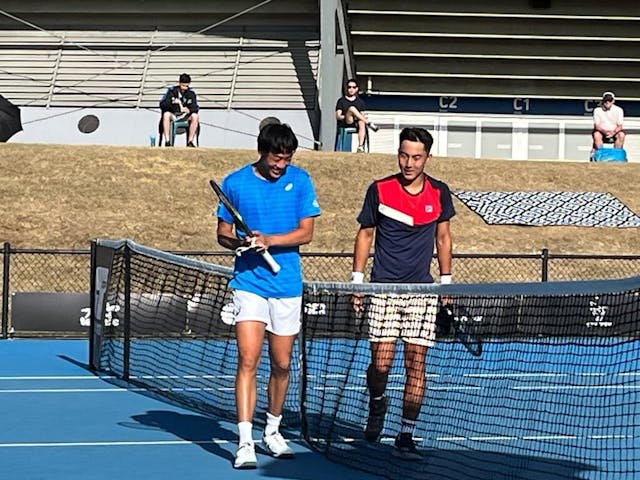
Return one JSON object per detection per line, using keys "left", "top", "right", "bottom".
{"left": 1, "top": 1, "right": 638, "bottom": 158}
{"left": 0, "top": 29, "right": 319, "bottom": 110}
{"left": 346, "top": 1, "right": 640, "bottom": 100}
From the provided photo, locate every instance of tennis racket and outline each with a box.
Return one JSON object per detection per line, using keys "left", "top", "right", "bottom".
{"left": 209, "top": 179, "right": 281, "bottom": 273}
{"left": 437, "top": 303, "right": 483, "bottom": 357}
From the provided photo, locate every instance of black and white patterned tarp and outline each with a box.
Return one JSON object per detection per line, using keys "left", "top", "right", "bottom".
{"left": 453, "top": 191, "right": 640, "bottom": 227}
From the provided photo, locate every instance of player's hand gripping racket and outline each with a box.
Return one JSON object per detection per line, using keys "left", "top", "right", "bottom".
{"left": 209, "top": 179, "right": 281, "bottom": 273}
{"left": 436, "top": 302, "right": 483, "bottom": 357}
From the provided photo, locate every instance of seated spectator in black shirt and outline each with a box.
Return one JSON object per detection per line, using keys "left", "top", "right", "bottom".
{"left": 160, "top": 73, "right": 200, "bottom": 147}
{"left": 335, "top": 79, "right": 378, "bottom": 152}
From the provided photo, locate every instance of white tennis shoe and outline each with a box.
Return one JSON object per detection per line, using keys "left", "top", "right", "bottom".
{"left": 234, "top": 442, "right": 257, "bottom": 469}
{"left": 262, "top": 432, "right": 295, "bottom": 458}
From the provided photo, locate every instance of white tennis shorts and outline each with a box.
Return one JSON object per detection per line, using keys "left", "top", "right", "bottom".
{"left": 366, "top": 293, "right": 439, "bottom": 346}
{"left": 232, "top": 289, "right": 302, "bottom": 336}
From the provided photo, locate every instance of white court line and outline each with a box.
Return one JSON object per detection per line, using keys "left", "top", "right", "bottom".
{"left": 0, "top": 387, "right": 227, "bottom": 394}
{"left": 134, "top": 375, "right": 238, "bottom": 380}
{"left": 312, "top": 386, "right": 481, "bottom": 392}
{"left": 308, "top": 374, "right": 413, "bottom": 380}
{"left": 0, "top": 433, "right": 633, "bottom": 449}
{"left": 5, "top": 384, "right": 636, "bottom": 394}
{"left": 0, "top": 437, "right": 306, "bottom": 449}
{"left": 589, "top": 435, "right": 630, "bottom": 440}
{"left": 0, "top": 388, "right": 134, "bottom": 393}
{"left": 522, "top": 435, "right": 577, "bottom": 440}
{"left": 1, "top": 373, "right": 635, "bottom": 381}
{"left": 464, "top": 373, "right": 569, "bottom": 378}
{"left": 0, "top": 376, "right": 115, "bottom": 381}
{"left": 469, "top": 436, "right": 522, "bottom": 441}
{"left": 2, "top": 375, "right": 637, "bottom": 395}
{"left": 513, "top": 385, "right": 640, "bottom": 391}
{"left": 437, "top": 434, "right": 634, "bottom": 443}
{"left": 464, "top": 372, "right": 628, "bottom": 378}
{"left": 0, "top": 374, "right": 239, "bottom": 382}
{"left": 0, "top": 440, "right": 230, "bottom": 448}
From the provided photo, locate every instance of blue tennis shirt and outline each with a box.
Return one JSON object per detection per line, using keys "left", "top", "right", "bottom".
{"left": 357, "top": 173, "right": 455, "bottom": 283}
{"left": 218, "top": 163, "right": 321, "bottom": 298}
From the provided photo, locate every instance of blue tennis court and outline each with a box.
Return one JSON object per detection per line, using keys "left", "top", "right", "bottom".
{"left": 303, "top": 337, "right": 640, "bottom": 479}
{"left": 3, "top": 337, "right": 639, "bottom": 479}
{"left": 79, "top": 240, "right": 640, "bottom": 479}
{"left": 0, "top": 339, "right": 383, "bottom": 480}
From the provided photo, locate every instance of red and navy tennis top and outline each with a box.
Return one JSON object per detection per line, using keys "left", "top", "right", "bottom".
{"left": 356, "top": 173, "right": 455, "bottom": 283}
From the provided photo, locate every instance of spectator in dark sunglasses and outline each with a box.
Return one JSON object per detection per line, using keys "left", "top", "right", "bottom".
{"left": 335, "top": 79, "right": 379, "bottom": 152}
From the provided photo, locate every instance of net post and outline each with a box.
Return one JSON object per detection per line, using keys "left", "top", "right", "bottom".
{"left": 123, "top": 243, "right": 132, "bottom": 381}
{"left": 89, "top": 240, "right": 96, "bottom": 368}
{"left": 541, "top": 248, "right": 549, "bottom": 282}
{"left": 298, "top": 309, "right": 309, "bottom": 438}
{"left": 1, "top": 242, "right": 9, "bottom": 339}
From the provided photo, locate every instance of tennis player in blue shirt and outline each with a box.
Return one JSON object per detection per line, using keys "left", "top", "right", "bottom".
{"left": 351, "top": 126, "right": 455, "bottom": 460}
{"left": 216, "top": 123, "right": 321, "bottom": 469}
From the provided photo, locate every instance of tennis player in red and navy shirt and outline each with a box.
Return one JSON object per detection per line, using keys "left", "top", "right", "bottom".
{"left": 351, "top": 126, "right": 454, "bottom": 460}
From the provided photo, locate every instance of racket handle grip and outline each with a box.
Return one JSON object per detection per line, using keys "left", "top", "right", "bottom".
{"left": 261, "top": 250, "right": 281, "bottom": 274}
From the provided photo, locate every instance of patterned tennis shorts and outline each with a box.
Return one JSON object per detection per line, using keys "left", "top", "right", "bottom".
{"left": 365, "top": 293, "right": 439, "bottom": 346}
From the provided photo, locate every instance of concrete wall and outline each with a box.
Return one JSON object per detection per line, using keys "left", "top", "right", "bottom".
{"left": 13, "top": 106, "right": 639, "bottom": 163}
{"left": 364, "top": 112, "right": 640, "bottom": 163}
{"left": 11, "top": 107, "right": 318, "bottom": 150}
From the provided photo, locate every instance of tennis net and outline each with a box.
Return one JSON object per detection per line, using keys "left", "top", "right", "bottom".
{"left": 90, "top": 239, "right": 640, "bottom": 479}
{"left": 89, "top": 239, "right": 302, "bottom": 425}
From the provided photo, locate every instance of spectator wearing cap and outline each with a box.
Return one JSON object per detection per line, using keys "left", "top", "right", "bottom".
{"left": 592, "top": 91, "right": 625, "bottom": 149}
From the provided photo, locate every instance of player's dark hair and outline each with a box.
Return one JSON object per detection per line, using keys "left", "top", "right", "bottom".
{"left": 399, "top": 127, "right": 434, "bottom": 153}
{"left": 179, "top": 73, "right": 191, "bottom": 83}
{"left": 258, "top": 123, "right": 298, "bottom": 154}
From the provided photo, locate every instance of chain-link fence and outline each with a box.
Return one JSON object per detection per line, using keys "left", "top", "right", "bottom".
{"left": 2, "top": 242, "right": 639, "bottom": 337}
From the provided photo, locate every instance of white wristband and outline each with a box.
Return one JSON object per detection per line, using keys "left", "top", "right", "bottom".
{"left": 351, "top": 272, "right": 364, "bottom": 284}
{"left": 440, "top": 274, "right": 452, "bottom": 285}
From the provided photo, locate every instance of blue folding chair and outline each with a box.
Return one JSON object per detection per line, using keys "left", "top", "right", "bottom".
{"left": 335, "top": 125, "right": 369, "bottom": 152}
{"left": 591, "top": 147, "right": 627, "bottom": 162}
{"left": 158, "top": 116, "right": 200, "bottom": 146}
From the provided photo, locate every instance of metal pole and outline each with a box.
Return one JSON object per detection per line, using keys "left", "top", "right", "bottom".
{"left": 319, "top": 0, "right": 342, "bottom": 151}
{"left": 541, "top": 248, "right": 549, "bottom": 282}
{"left": 89, "top": 241, "right": 96, "bottom": 369}
{"left": 123, "top": 244, "right": 131, "bottom": 381}
{"left": 2, "top": 243, "right": 9, "bottom": 339}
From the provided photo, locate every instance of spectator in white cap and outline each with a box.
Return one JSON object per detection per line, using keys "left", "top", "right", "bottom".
{"left": 592, "top": 91, "right": 625, "bottom": 149}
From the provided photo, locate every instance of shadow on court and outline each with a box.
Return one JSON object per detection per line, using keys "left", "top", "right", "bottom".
{"left": 316, "top": 443, "right": 598, "bottom": 480}
{"left": 411, "top": 448, "right": 597, "bottom": 480}
{"left": 128, "top": 410, "right": 376, "bottom": 480}
{"left": 127, "top": 410, "right": 235, "bottom": 462}
{"left": 59, "top": 354, "right": 300, "bottom": 427}
{"left": 302, "top": 413, "right": 598, "bottom": 480}
{"left": 58, "top": 356, "right": 599, "bottom": 479}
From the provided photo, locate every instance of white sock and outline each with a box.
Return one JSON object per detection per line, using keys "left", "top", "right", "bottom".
{"left": 401, "top": 417, "right": 416, "bottom": 435}
{"left": 265, "top": 411, "right": 282, "bottom": 437}
{"left": 238, "top": 421, "right": 253, "bottom": 445}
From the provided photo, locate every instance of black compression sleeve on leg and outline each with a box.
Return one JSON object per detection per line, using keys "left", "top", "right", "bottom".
{"left": 367, "top": 363, "right": 389, "bottom": 398}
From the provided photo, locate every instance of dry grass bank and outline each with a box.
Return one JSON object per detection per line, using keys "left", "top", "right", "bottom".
{"left": 1, "top": 143, "right": 638, "bottom": 254}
